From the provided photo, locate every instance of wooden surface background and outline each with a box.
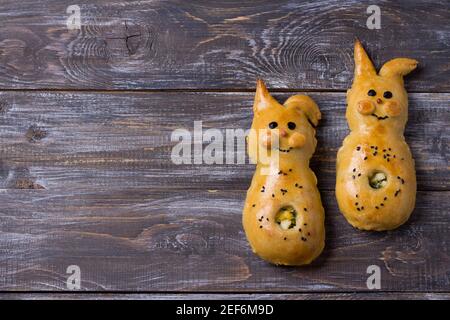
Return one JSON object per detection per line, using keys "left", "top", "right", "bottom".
{"left": 0, "top": 0, "right": 449, "bottom": 300}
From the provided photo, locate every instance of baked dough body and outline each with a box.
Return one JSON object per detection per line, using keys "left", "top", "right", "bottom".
{"left": 337, "top": 131, "right": 416, "bottom": 230}
{"left": 336, "top": 40, "right": 417, "bottom": 231}
{"left": 243, "top": 80, "right": 325, "bottom": 265}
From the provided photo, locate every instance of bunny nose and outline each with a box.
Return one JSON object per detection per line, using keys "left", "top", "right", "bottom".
{"left": 377, "top": 98, "right": 383, "bottom": 104}
{"left": 279, "top": 128, "right": 287, "bottom": 137}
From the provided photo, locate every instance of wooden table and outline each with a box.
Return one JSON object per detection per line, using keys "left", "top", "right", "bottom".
{"left": 0, "top": 0, "right": 448, "bottom": 300}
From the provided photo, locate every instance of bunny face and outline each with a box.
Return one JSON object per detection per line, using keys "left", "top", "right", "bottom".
{"left": 347, "top": 75, "right": 408, "bottom": 130}
{"left": 346, "top": 41, "right": 417, "bottom": 132}
{"left": 253, "top": 104, "right": 310, "bottom": 153}
{"left": 248, "top": 80, "right": 320, "bottom": 163}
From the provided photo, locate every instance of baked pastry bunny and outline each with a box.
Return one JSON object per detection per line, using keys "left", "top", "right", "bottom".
{"left": 243, "top": 79, "right": 325, "bottom": 265}
{"left": 336, "top": 40, "right": 418, "bottom": 231}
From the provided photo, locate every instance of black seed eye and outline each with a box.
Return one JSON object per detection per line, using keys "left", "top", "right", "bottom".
{"left": 383, "top": 91, "right": 393, "bottom": 99}
{"left": 268, "top": 122, "right": 278, "bottom": 129}
{"left": 368, "top": 89, "right": 376, "bottom": 96}
{"left": 287, "top": 122, "right": 296, "bottom": 130}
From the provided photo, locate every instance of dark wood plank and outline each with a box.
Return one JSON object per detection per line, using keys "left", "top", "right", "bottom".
{"left": 0, "top": 189, "right": 448, "bottom": 291}
{"left": 0, "top": 92, "right": 447, "bottom": 191}
{"left": 1, "top": 292, "right": 450, "bottom": 300}
{"left": 0, "top": 0, "right": 448, "bottom": 90}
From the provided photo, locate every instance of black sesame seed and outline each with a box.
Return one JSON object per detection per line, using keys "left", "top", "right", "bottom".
{"left": 380, "top": 203, "right": 384, "bottom": 207}
{"left": 357, "top": 208, "right": 360, "bottom": 211}
{"left": 373, "top": 152, "right": 378, "bottom": 156}
{"left": 304, "top": 223, "right": 307, "bottom": 226}
{"left": 393, "top": 155, "right": 396, "bottom": 158}
{"left": 259, "top": 226, "right": 262, "bottom": 228}
{"left": 384, "top": 197, "right": 387, "bottom": 201}
{"left": 272, "top": 194, "right": 275, "bottom": 198}
{"left": 284, "top": 237, "right": 287, "bottom": 240}
{"left": 304, "top": 208, "right": 307, "bottom": 212}
{"left": 387, "top": 159, "right": 390, "bottom": 162}
{"left": 364, "top": 156, "right": 368, "bottom": 160}
{"left": 361, "top": 206, "right": 364, "bottom": 210}
{"left": 383, "top": 149, "right": 386, "bottom": 152}
{"left": 299, "top": 228, "right": 302, "bottom": 232}
{"left": 389, "top": 148, "right": 392, "bottom": 151}
{"left": 308, "top": 232, "right": 311, "bottom": 236}
{"left": 289, "top": 169, "right": 292, "bottom": 172}
{"left": 352, "top": 175, "right": 356, "bottom": 179}
{"left": 356, "top": 194, "right": 359, "bottom": 198}
{"left": 252, "top": 204, "right": 256, "bottom": 207}
{"left": 266, "top": 218, "right": 269, "bottom": 221}
{"left": 353, "top": 168, "right": 356, "bottom": 172}
{"left": 401, "top": 179, "right": 405, "bottom": 184}
{"left": 295, "top": 183, "right": 298, "bottom": 187}
{"left": 355, "top": 202, "right": 358, "bottom": 206}
{"left": 375, "top": 206, "right": 379, "bottom": 209}
{"left": 358, "top": 173, "right": 361, "bottom": 177}
{"left": 357, "top": 146, "right": 361, "bottom": 151}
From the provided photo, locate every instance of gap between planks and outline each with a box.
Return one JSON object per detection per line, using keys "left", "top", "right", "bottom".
{"left": 0, "top": 88, "right": 449, "bottom": 94}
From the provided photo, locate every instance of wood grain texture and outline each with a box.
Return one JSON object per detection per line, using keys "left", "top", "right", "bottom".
{"left": 0, "top": 89, "right": 448, "bottom": 292}
{"left": 0, "top": 91, "right": 448, "bottom": 192}
{"left": 2, "top": 292, "right": 450, "bottom": 300}
{"left": 0, "top": 0, "right": 449, "bottom": 90}
{"left": 0, "top": 0, "right": 449, "bottom": 297}
{"left": 0, "top": 189, "right": 448, "bottom": 291}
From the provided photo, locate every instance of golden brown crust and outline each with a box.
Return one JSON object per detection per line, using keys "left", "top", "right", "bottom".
{"left": 242, "top": 80, "right": 325, "bottom": 265}
{"left": 336, "top": 40, "right": 418, "bottom": 231}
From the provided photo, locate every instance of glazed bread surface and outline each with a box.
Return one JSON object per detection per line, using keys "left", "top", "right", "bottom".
{"left": 336, "top": 40, "right": 418, "bottom": 231}
{"left": 243, "top": 79, "right": 325, "bottom": 265}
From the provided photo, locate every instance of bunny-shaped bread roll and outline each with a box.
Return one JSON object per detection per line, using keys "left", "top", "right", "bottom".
{"left": 243, "top": 80, "right": 325, "bottom": 265}
{"left": 336, "top": 40, "right": 418, "bottom": 231}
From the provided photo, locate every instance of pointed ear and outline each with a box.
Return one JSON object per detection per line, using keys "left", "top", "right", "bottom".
{"left": 354, "top": 39, "right": 376, "bottom": 79}
{"left": 379, "top": 58, "right": 418, "bottom": 84}
{"left": 284, "top": 95, "right": 321, "bottom": 127}
{"left": 253, "top": 79, "right": 279, "bottom": 113}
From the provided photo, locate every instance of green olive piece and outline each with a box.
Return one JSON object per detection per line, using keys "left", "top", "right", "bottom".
{"left": 275, "top": 206, "right": 297, "bottom": 230}
{"left": 369, "top": 172, "right": 387, "bottom": 189}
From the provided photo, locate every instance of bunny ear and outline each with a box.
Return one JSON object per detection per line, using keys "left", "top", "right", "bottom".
{"left": 253, "top": 79, "right": 280, "bottom": 113}
{"left": 379, "top": 58, "right": 418, "bottom": 83}
{"left": 354, "top": 39, "right": 376, "bottom": 79}
{"left": 284, "top": 95, "right": 321, "bottom": 127}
